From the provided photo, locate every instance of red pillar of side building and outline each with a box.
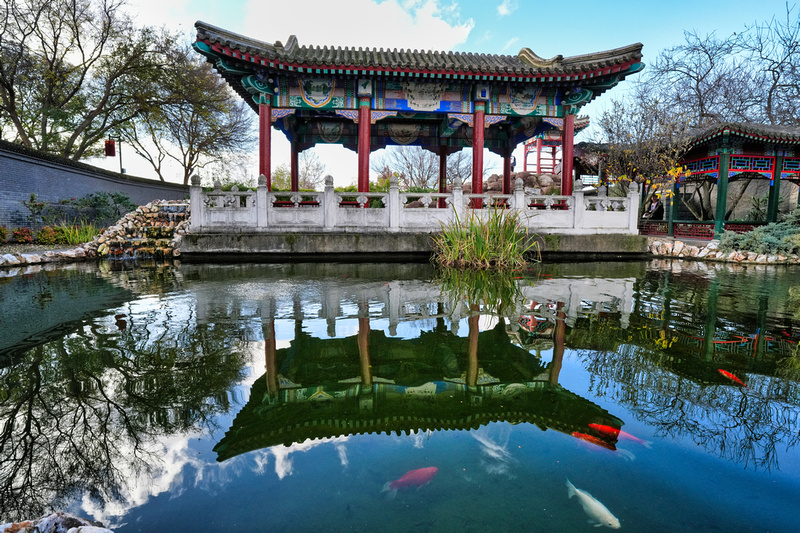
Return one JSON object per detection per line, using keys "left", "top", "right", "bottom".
{"left": 561, "top": 113, "right": 575, "bottom": 196}
{"left": 471, "top": 102, "right": 485, "bottom": 196}
{"left": 290, "top": 143, "right": 299, "bottom": 192}
{"left": 438, "top": 146, "right": 448, "bottom": 208}
{"left": 358, "top": 97, "right": 371, "bottom": 193}
{"left": 259, "top": 100, "right": 272, "bottom": 190}
{"left": 502, "top": 149, "right": 512, "bottom": 194}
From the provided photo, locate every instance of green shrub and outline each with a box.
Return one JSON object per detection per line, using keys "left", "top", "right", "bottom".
{"left": 36, "top": 226, "right": 59, "bottom": 245}
{"left": 0, "top": 226, "right": 8, "bottom": 243}
{"left": 12, "top": 227, "right": 34, "bottom": 244}
{"left": 720, "top": 207, "right": 800, "bottom": 255}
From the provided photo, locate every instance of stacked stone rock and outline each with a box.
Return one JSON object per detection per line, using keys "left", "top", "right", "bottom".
{"left": 0, "top": 200, "right": 190, "bottom": 267}
{"left": 89, "top": 201, "right": 189, "bottom": 259}
{"left": 647, "top": 237, "right": 800, "bottom": 264}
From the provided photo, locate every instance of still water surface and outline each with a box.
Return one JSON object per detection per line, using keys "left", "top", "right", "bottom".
{"left": 1, "top": 259, "right": 799, "bottom": 532}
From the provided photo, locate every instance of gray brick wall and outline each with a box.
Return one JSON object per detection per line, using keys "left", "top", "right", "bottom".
{"left": 1, "top": 140, "right": 188, "bottom": 229}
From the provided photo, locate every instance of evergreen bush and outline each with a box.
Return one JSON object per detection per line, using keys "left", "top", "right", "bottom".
{"left": 719, "top": 207, "right": 800, "bottom": 255}
{"left": 0, "top": 226, "right": 8, "bottom": 243}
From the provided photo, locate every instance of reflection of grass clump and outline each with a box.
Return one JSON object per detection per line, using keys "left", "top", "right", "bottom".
{"left": 438, "top": 267, "right": 524, "bottom": 317}
{"left": 776, "top": 355, "right": 800, "bottom": 382}
{"left": 432, "top": 206, "right": 540, "bottom": 269}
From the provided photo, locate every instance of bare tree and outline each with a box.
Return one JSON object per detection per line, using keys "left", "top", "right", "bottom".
{"left": 738, "top": 3, "right": 800, "bottom": 124}
{"left": 648, "top": 30, "right": 756, "bottom": 126}
{"left": 299, "top": 150, "right": 326, "bottom": 190}
{"left": 120, "top": 41, "right": 255, "bottom": 184}
{"left": 371, "top": 145, "right": 491, "bottom": 190}
{"left": 371, "top": 145, "right": 439, "bottom": 189}
{"left": 594, "top": 82, "right": 694, "bottom": 211}
{"left": 0, "top": 0, "right": 172, "bottom": 158}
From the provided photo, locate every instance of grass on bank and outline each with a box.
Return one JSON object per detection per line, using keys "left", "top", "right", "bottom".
{"left": 431, "top": 206, "right": 540, "bottom": 270}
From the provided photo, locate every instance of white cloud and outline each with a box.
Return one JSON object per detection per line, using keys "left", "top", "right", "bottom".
{"left": 502, "top": 37, "right": 519, "bottom": 52}
{"left": 497, "top": 0, "right": 518, "bottom": 17}
{"left": 112, "top": 0, "right": 479, "bottom": 187}
{"left": 243, "top": 0, "right": 473, "bottom": 52}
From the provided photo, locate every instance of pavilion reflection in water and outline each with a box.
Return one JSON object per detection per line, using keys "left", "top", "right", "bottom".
{"left": 211, "top": 270, "right": 637, "bottom": 462}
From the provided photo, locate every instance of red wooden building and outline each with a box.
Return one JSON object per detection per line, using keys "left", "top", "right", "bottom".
{"left": 193, "top": 21, "right": 643, "bottom": 196}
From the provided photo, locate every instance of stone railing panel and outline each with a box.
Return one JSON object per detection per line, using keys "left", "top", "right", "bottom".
{"left": 187, "top": 175, "right": 641, "bottom": 235}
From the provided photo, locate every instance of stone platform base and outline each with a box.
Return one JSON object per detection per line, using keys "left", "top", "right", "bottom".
{"left": 175, "top": 232, "right": 650, "bottom": 261}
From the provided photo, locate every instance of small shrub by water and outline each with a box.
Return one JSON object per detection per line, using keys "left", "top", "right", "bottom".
{"left": 720, "top": 207, "right": 800, "bottom": 256}
{"left": 432, "top": 206, "right": 539, "bottom": 269}
{"left": 12, "top": 227, "right": 33, "bottom": 244}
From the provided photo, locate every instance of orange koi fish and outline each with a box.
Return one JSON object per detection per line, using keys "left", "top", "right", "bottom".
{"left": 718, "top": 369, "right": 747, "bottom": 387}
{"left": 572, "top": 431, "right": 616, "bottom": 451}
{"left": 382, "top": 467, "right": 438, "bottom": 499}
{"left": 588, "top": 423, "right": 652, "bottom": 448}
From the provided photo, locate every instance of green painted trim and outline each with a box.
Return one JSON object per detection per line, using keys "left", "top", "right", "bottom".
{"left": 668, "top": 182, "right": 678, "bottom": 237}
{"left": 768, "top": 155, "right": 782, "bottom": 222}
{"left": 714, "top": 151, "right": 730, "bottom": 238}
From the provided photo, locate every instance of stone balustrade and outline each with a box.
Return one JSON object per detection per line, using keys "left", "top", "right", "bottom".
{"left": 188, "top": 175, "right": 642, "bottom": 235}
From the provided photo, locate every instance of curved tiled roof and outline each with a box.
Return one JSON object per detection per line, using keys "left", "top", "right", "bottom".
{"left": 689, "top": 121, "right": 800, "bottom": 146}
{"left": 195, "top": 21, "right": 643, "bottom": 79}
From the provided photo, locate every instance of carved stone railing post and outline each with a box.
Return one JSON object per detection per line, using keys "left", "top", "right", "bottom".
{"left": 512, "top": 177, "right": 526, "bottom": 215}
{"left": 323, "top": 175, "right": 336, "bottom": 229}
{"left": 452, "top": 177, "right": 465, "bottom": 223}
{"left": 572, "top": 178, "right": 585, "bottom": 230}
{"left": 389, "top": 174, "right": 400, "bottom": 231}
{"left": 256, "top": 174, "right": 268, "bottom": 228}
{"left": 189, "top": 175, "right": 203, "bottom": 230}
{"left": 627, "top": 180, "right": 640, "bottom": 233}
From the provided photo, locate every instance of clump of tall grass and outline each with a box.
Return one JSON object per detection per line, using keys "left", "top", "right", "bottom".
{"left": 35, "top": 222, "right": 103, "bottom": 245}
{"left": 59, "top": 222, "right": 103, "bottom": 244}
{"left": 431, "top": 206, "right": 540, "bottom": 269}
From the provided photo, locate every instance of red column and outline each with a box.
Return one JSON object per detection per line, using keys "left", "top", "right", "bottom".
{"left": 357, "top": 97, "right": 371, "bottom": 193}
{"left": 438, "top": 146, "right": 447, "bottom": 208}
{"left": 290, "top": 143, "right": 299, "bottom": 192}
{"left": 471, "top": 102, "right": 485, "bottom": 197}
{"left": 561, "top": 113, "right": 575, "bottom": 196}
{"left": 502, "top": 150, "right": 512, "bottom": 194}
{"left": 259, "top": 101, "right": 272, "bottom": 190}
{"left": 536, "top": 138, "right": 543, "bottom": 174}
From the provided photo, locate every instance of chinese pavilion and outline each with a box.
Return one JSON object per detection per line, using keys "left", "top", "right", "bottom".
{"left": 654, "top": 122, "right": 800, "bottom": 239}
{"left": 193, "top": 21, "right": 643, "bottom": 195}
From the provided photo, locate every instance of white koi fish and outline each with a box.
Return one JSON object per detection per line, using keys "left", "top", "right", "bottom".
{"left": 566, "top": 478, "right": 621, "bottom": 529}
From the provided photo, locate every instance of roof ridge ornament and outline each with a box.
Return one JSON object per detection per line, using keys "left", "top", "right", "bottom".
{"left": 517, "top": 48, "right": 563, "bottom": 67}
{"left": 284, "top": 35, "right": 299, "bottom": 55}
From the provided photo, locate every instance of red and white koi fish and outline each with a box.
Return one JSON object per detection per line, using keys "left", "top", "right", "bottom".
{"left": 588, "top": 423, "right": 652, "bottom": 449}
{"left": 718, "top": 368, "right": 748, "bottom": 387}
{"left": 382, "top": 466, "right": 438, "bottom": 499}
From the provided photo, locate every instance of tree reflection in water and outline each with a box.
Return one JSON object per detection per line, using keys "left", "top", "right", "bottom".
{"left": 573, "top": 262, "right": 800, "bottom": 471}
{"left": 0, "top": 267, "right": 249, "bottom": 520}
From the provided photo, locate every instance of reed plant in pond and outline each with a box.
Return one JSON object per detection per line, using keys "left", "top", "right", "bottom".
{"left": 432, "top": 206, "right": 540, "bottom": 269}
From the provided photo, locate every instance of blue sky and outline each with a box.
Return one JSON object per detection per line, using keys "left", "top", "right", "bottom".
{"left": 98, "top": 0, "right": 795, "bottom": 184}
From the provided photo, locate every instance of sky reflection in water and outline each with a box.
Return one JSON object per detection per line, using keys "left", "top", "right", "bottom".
{"left": 1, "top": 260, "right": 799, "bottom": 532}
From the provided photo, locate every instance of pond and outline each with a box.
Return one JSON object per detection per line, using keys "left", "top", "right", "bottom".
{"left": 1, "top": 258, "right": 799, "bottom": 532}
